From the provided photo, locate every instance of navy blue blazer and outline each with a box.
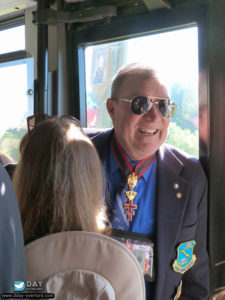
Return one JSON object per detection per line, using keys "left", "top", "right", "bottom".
{"left": 86, "top": 128, "right": 209, "bottom": 300}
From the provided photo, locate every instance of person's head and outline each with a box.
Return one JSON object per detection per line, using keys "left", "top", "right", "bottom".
{"left": 13, "top": 117, "right": 106, "bottom": 244}
{"left": 107, "top": 63, "right": 176, "bottom": 160}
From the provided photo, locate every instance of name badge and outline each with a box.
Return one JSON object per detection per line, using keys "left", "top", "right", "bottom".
{"left": 111, "top": 229, "right": 155, "bottom": 282}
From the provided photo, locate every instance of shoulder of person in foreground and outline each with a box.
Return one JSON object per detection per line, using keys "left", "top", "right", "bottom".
{"left": 0, "top": 165, "right": 26, "bottom": 293}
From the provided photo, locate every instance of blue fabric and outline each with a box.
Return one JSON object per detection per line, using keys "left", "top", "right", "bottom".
{"left": 111, "top": 184, "right": 130, "bottom": 230}
{"left": 105, "top": 148, "right": 157, "bottom": 300}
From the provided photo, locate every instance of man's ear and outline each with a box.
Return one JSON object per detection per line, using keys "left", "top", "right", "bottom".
{"left": 106, "top": 98, "right": 116, "bottom": 121}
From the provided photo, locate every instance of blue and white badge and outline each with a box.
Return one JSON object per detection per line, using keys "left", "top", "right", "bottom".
{"left": 173, "top": 240, "right": 196, "bottom": 274}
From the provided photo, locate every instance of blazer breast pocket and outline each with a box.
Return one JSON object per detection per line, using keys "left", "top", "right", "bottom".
{"left": 177, "top": 222, "right": 197, "bottom": 242}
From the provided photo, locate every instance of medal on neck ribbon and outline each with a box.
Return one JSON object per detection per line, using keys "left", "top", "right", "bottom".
{"left": 111, "top": 134, "right": 156, "bottom": 222}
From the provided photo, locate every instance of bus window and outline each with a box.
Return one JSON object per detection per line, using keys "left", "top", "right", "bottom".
{"left": 0, "top": 25, "right": 25, "bottom": 54}
{"left": 85, "top": 26, "right": 199, "bottom": 158}
{"left": 0, "top": 25, "right": 33, "bottom": 162}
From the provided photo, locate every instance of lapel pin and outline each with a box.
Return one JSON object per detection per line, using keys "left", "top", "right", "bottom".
{"left": 176, "top": 192, "right": 182, "bottom": 199}
{"left": 173, "top": 183, "right": 179, "bottom": 189}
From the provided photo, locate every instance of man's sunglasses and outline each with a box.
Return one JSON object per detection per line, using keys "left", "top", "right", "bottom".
{"left": 116, "top": 96, "right": 177, "bottom": 118}
{"left": 27, "top": 114, "right": 82, "bottom": 134}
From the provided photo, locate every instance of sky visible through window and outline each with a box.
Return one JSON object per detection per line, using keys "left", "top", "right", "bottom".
{"left": 86, "top": 27, "right": 198, "bottom": 95}
{"left": 0, "top": 25, "right": 25, "bottom": 54}
{"left": 126, "top": 27, "right": 198, "bottom": 94}
{"left": 0, "top": 25, "right": 28, "bottom": 136}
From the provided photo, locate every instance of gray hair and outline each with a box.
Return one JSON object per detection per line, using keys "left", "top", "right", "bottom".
{"left": 111, "top": 63, "right": 159, "bottom": 98}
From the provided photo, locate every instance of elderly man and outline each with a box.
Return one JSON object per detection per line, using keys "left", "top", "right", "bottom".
{"left": 87, "top": 63, "right": 209, "bottom": 300}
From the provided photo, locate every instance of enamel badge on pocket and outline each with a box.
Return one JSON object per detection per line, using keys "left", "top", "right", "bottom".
{"left": 173, "top": 240, "right": 196, "bottom": 274}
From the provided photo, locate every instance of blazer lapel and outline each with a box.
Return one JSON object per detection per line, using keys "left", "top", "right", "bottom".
{"left": 89, "top": 128, "right": 113, "bottom": 163}
{"left": 154, "top": 145, "right": 191, "bottom": 300}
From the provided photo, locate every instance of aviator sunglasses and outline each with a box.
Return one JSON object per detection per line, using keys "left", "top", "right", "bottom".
{"left": 116, "top": 96, "right": 177, "bottom": 118}
{"left": 27, "top": 114, "right": 82, "bottom": 134}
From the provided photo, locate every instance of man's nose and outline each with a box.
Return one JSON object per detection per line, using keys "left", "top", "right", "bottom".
{"left": 144, "top": 103, "right": 161, "bottom": 120}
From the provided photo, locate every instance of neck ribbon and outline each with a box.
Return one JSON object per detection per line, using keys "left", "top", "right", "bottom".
{"left": 111, "top": 133, "right": 156, "bottom": 221}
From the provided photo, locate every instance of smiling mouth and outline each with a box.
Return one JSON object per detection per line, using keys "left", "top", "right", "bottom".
{"left": 138, "top": 128, "right": 158, "bottom": 135}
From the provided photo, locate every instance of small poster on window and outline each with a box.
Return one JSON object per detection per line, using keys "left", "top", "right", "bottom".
{"left": 91, "top": 47, "right": 109, "bottom": 85}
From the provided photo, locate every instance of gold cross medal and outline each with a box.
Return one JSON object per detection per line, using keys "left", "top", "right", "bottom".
{"left": 123, "top": 173, "right": 138, "bottom": 221}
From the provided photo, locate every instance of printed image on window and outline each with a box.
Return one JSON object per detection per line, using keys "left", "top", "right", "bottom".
{"left": 85, "top": 27, "right": 199, "bottom": 157}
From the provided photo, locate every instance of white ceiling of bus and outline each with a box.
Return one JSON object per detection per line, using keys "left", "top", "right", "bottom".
{"left": 0, "top": 0, "right": 36, "bottom": 19}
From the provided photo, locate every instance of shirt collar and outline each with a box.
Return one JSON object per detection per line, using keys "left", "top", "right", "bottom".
{"left": 109, "top": 147, "right": 155, "bottom": 183}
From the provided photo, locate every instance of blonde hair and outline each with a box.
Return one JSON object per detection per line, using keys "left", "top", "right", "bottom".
{"left": 13, "top": 117, "right": 106, "bottom": 244}
{"left": 111, "top": 63, "right": 158, "bottom": 98}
